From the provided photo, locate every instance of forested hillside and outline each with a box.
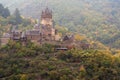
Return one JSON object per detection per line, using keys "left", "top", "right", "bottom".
{"left": 0, "top": 0, "right": 120, "bottom": 48}
{"left": 0, "top": 1, "right": 120, "bottom": 79}
{"left": 0, "top": 41, "right": 120, "bottom": 80}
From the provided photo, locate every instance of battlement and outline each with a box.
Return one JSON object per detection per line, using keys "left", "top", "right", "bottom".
{"left": 41, "top": 7, "right": 52, "bottom": 19}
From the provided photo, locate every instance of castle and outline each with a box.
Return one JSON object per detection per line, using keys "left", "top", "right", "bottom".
{"left": 1, "top": 7, "right": 90, "bottom": 50}
{"left": 1, "top": 8, "right": 69, "bottom": 46}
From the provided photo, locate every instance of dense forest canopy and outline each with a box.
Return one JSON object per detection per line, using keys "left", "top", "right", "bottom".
{"left": 0, "top": 41, "right": 120, "bottom": 80}
{"left": 0, "top": 0, "right": 120, "bottom": 48}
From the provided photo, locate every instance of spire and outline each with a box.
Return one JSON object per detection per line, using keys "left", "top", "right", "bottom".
{"left": 41, "top": 7, "right": 52, "bottom": 19}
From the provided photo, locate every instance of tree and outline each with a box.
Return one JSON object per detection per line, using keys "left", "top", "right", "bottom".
{"left": 20, "top": 74, "right": 28, "bottom": 80}
{"left": 14, "top": 8, "right": 22, "bottom": 24}
{"left": 0, "top": 4, "right": 10, "bottom": 18}
{"left": 2, "top": 7, "right": 10, "bottom": 18}
{"left": 0, "top": 4, "right": 4, "bottom": 16}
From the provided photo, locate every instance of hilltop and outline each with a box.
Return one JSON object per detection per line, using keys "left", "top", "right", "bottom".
{"left": 0, "top": 0, "right": 120, "bottom": 49}
{"left": 0, "top": 2, "right": 120, "bottom": 80}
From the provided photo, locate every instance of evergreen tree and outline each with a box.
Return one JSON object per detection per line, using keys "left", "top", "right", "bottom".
{"left": 0, "top": 4, "right": 10, "bottom": 18}
{"left": 14, "top": 8, "right": 22, "bottom": 24}
{"left": 2, "top": 7, "right": 10, "bottom": 18}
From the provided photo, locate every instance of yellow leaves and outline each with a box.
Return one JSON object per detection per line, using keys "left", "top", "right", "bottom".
{"left": 91, "top": 41, "right": 108, "bottom": 50}
{"left": 55, "top": 25, "right": 68, "bottom": 34}
{"left": 114, "top": 51, "right": 120, "bottom": 58}
{"left": 79, "top": 65, "right": 86, "bottom": 79}
{"left": 79, "top": 65, "right": 86, "bottom": 72}
{"left": 20, "top": 74, "right": 28, "bottom": 80}
{"left": 74, "top": 34, "right": 86, "bottom": 41}
{"left": 58, "top": 32, "right": 62, "bottom": 37}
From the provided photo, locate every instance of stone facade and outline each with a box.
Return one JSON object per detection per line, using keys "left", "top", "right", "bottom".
{"left": 41, "top": 7, "right": 56, "bottom": 41}
{"left": 1, "top": 33, "right": 10, "bottom": 46}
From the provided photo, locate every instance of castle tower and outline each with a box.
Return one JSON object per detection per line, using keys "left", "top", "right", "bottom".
{"left": 41, "top": 7, "right": 55, "bottom": 41}
{"left": 41, "top": 7, "right": 53, "bottom": 26}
